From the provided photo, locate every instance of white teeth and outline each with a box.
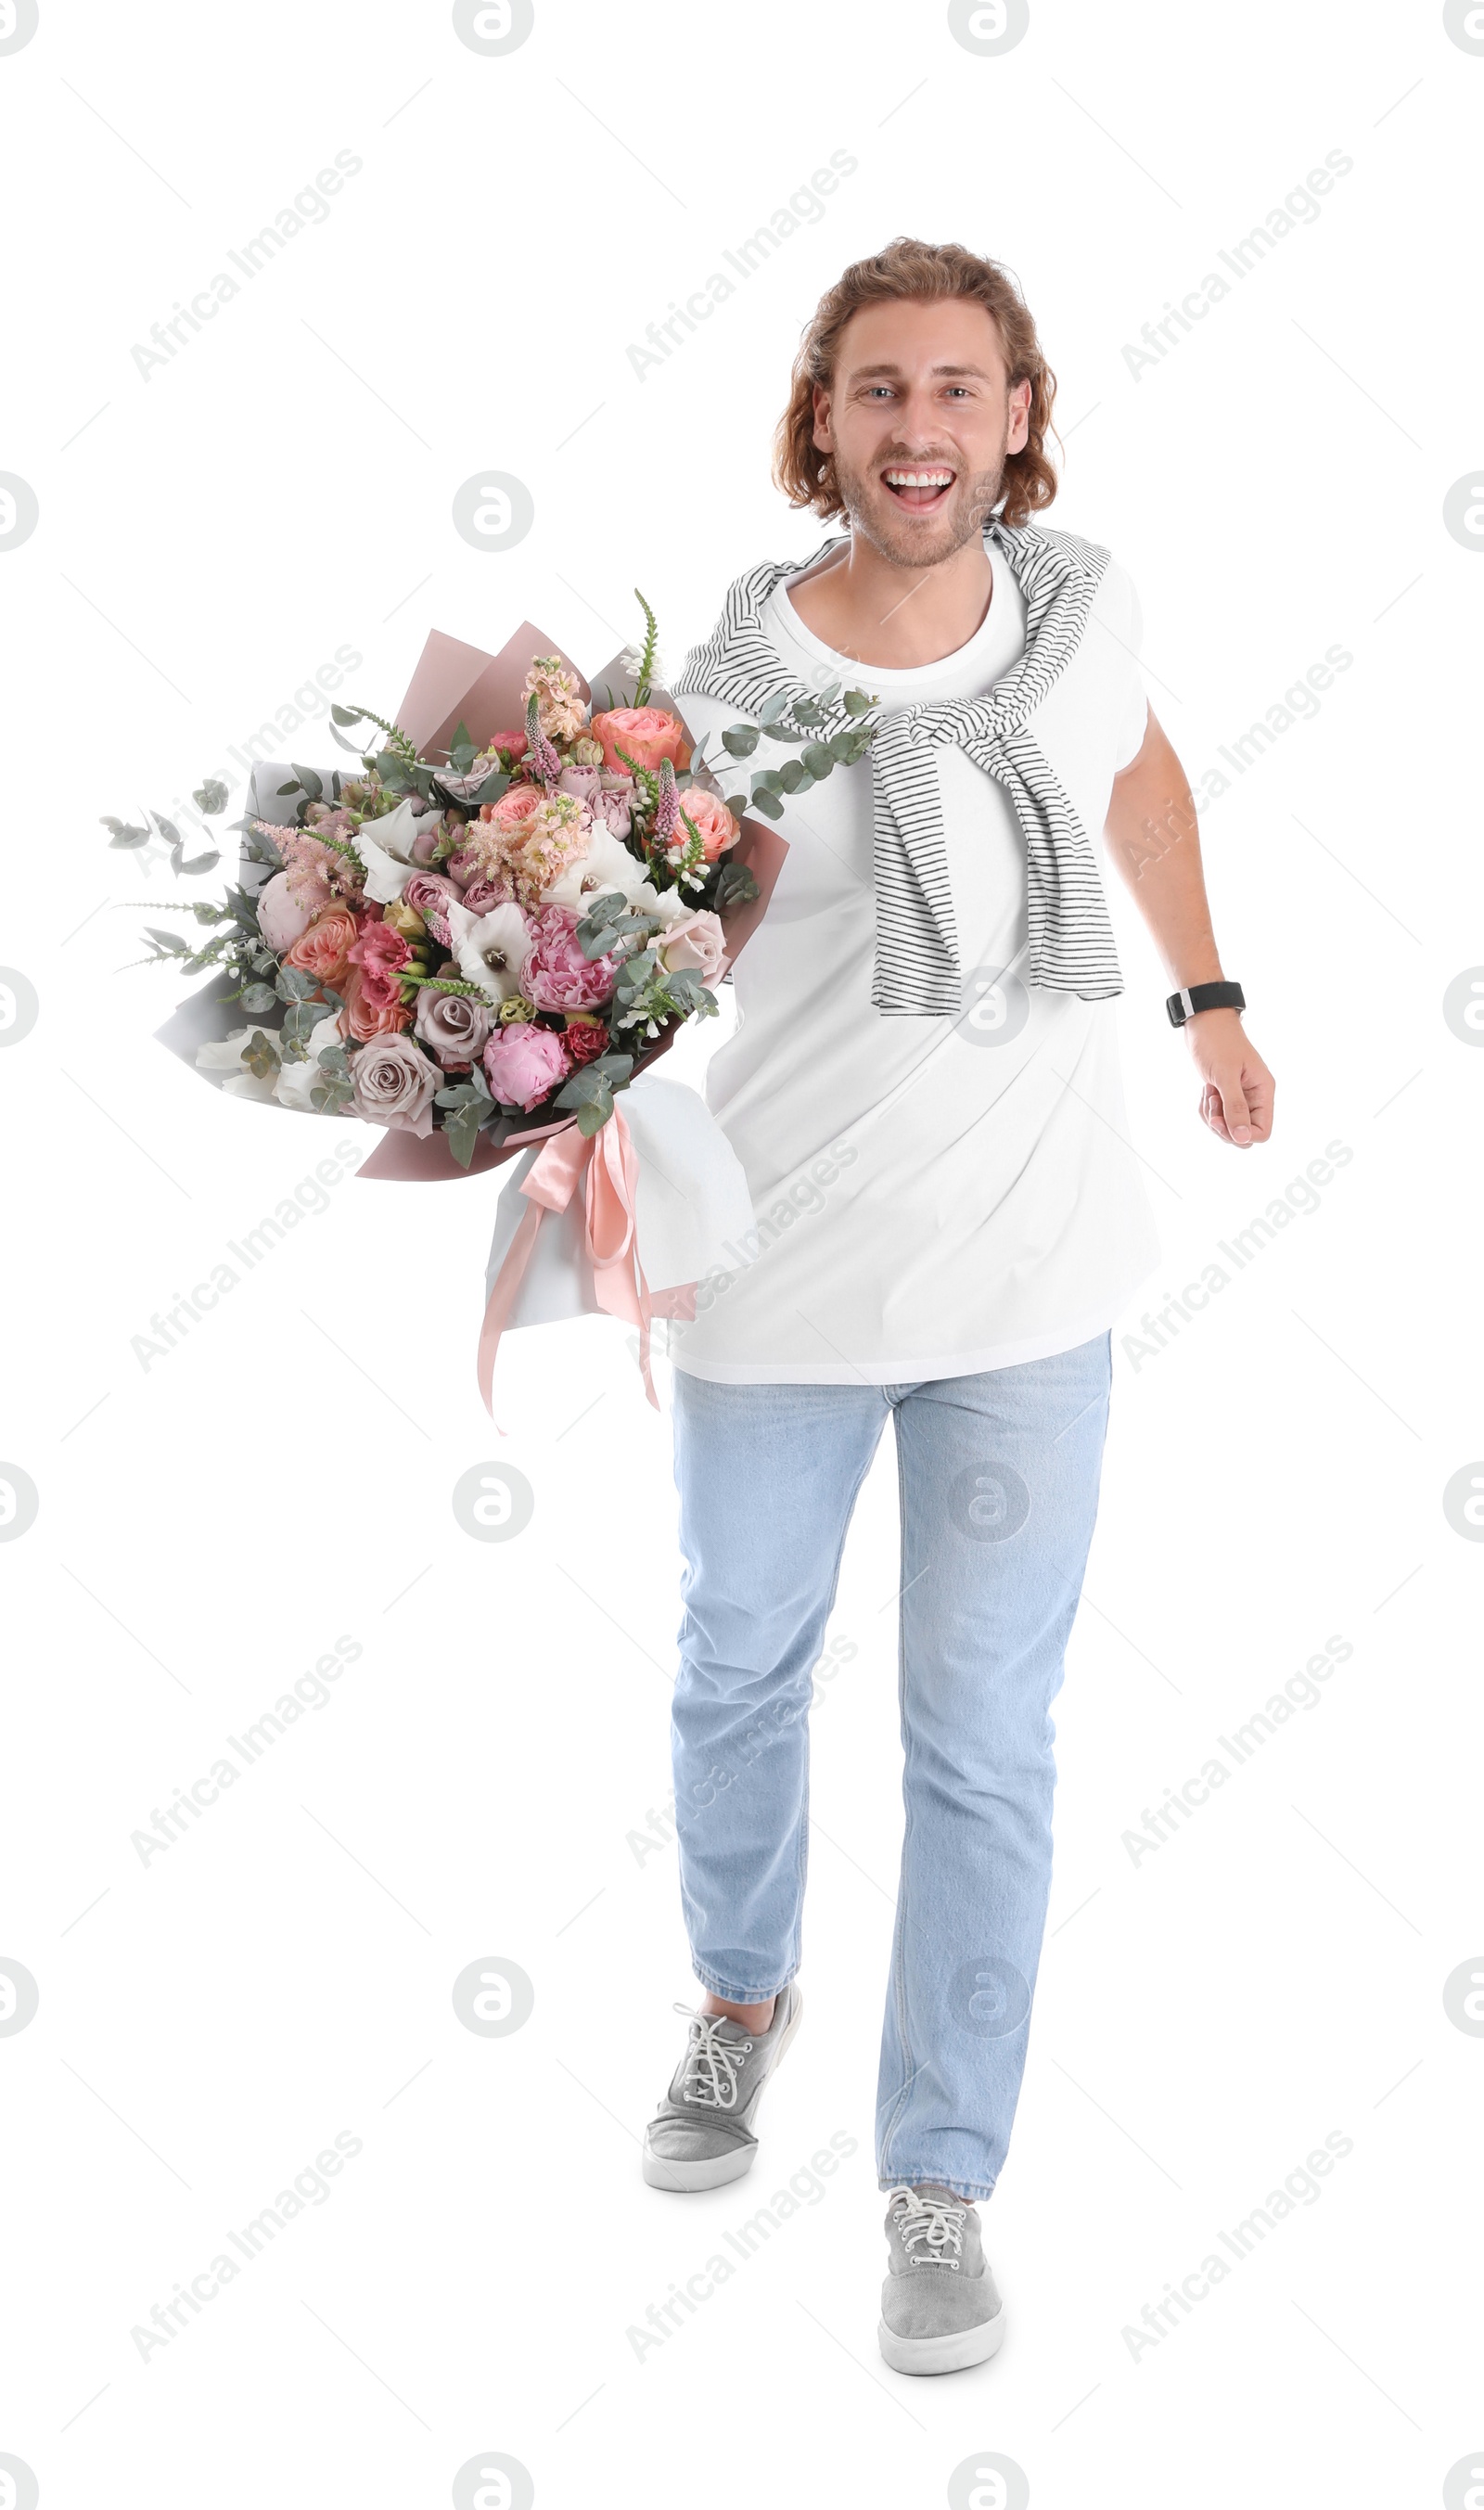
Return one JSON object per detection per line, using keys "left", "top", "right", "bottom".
{"left": 884, "top": 469, "right": 953, "bottom": 487}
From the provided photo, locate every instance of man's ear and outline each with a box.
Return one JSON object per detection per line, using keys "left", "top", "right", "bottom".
{"left": 1006, "top": 379, "right": 1032, "bottom": 455}
{"left": 812, "top": 379, "right": 834, "bottom": 455}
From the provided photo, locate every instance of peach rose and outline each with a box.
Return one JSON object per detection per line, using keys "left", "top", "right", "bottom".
{"left": 587, "top": 707, "right": 692, "bottom": 776}
{"left": 343, "top": 967, "right": 414, "bottom": 1041}
{"left": 675, "top": 787, "right": 738, "bottom": 862}
{"left": 283, "top": 903, "right": 361, "bottom": 993}
{"left": 484, "top": 783, "right": 544, "bottom": 834}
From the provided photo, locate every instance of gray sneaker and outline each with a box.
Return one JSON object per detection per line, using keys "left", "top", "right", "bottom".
{"left": 877, "top": 2184, "right": 1006, "bottom": 2375}
{"left": 642, "top": 1984, "right": 803, "bottom": 2191}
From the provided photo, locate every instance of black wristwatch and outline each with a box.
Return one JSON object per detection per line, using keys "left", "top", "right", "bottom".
{"left": 1166, "top": 980, "right": 1245, "bottom": 1029}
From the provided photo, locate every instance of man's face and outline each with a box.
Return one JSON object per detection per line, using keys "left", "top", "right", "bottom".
{"left": 812, "top": 297, "right": 1031, "bottom": 569}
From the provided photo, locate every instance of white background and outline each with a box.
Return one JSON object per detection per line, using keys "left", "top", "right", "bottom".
{"left": 1, "top": 2, "right": 1480, "bottom": 2505}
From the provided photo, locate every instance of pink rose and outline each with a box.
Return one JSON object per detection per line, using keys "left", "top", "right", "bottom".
{"left": 488, "top": 729, "right": 529, "bottom": 762}
{"left": 588, "top": 707, "right": 692, "bottom": 775}
{"left": 675, "top": 787, "right": 739, "bottom": 862}
{"left": 482, "top": 1021, "right": 572, "bottom": 1112}
{"left": 595, "top": 780, "right": 633, "bottom": 838}
{"left": 460, "top": 875, "right": 512, "bottom": 916}
{"left": 659, "top": 909, "right": 726, "bottom": 985}
{"left": 257, "top": 870, "right": 320, "bottom": 952}
{"left": 523, "top": 904, "right": 621, "bottom": 1013}
{"left": 401, "top": 870, "right": 463, "bottom": 947}
{"left": 558, "top": 764, "right": 602, "bottom": 805}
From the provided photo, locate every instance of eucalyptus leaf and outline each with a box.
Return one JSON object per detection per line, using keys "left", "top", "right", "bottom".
{"left": 721, "top": 724, "right": 759, "bottom": 758}
{"left": 801, "top": 743, "right": 836, "bottom": 779}
{"left": 713, "top": 863, "right": 761, "bottom": 912}
{"left": 758, "top": 692, "right": 789, "bottom": 725}
{"left": 192, "top": 778, "right": 230, "bottom": 814}
{"left": 748, "top": 788, "right": 785, "bottom": 821}
{"left": 275, "top": 966, "right": 321, "bottom": 1003}
{"left": 288, "top": 764, "right": 324, "bottom": 803}
{"left": 101, "top": 816, "right": 151, "bottom": 848}
{"left": 842, "top": 688, "right": 876, "bottom": 717}
{"left": 150, "top": 813, "right": 181, "bottom": 845}
{"left": 240, "top": 983, "right": 276, "bottom": 1013}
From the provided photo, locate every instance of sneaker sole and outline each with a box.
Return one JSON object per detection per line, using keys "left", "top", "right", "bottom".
{"left": 641, "top": 1989, "right": 804, "bottom": 2193}
{"left": 876, "top": 2309, "right": 1006, "bottom": 2376}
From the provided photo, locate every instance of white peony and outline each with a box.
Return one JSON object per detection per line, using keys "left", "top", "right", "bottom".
{"left": 447, "top": 900, "right": 533, "bottom": 1002}
{"left": 274, "top": 1012, "right": 347, "bottom": 1115}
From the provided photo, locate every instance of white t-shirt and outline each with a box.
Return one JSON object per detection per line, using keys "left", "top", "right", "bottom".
{"left": 667, "top": 541, "right": 1161, "bottom": 1386}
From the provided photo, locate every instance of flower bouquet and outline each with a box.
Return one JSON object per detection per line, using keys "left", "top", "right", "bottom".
{"left": 110, "top": 598, "right": 877, "bottom": 1408}
{"left": 121, "top": 598, "right": 822, "bottom": 1166}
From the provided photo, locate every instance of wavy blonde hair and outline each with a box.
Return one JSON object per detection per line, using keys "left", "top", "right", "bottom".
{"left": 773, "top": 237, "right": 1058, "bottom": 531}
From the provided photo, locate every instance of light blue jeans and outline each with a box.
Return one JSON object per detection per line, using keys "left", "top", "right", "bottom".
{"left": 668, "top": 1335, "right": 1112, "bottom": 2203}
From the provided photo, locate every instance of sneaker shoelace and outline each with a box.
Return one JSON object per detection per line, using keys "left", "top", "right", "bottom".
{"left": 674, "top": 2003, "right": 755, "bottom": 2110}
{"left": 887, "top": 2185, "right": 966, "bottom": 2270}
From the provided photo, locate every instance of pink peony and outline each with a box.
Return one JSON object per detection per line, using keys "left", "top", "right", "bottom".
{"left": 659, "top": 909, "right": 727, "bottom": 985}
{"left": 482, "top": 1021, "right": 572, "bottom": 1112}
{"left": 523, "top": 904, "right": 621, "bottom": 1013}
{"left": 257, "top": 870, "right": 320, "bottom": 952}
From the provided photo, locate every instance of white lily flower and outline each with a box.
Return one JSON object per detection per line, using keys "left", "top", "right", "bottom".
{"left": 447, "top": 900, "right": 532, "bottom": 1002}
{"left": 353, "top": 816, "right": 419, "bottom": 905}
{"left": 544, "top": 822, "right": 655, "bottom": 913}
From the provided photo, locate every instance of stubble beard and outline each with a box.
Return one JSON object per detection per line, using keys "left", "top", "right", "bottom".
{"left": 831, "top": 442, "right": 1009, "bottom": 571}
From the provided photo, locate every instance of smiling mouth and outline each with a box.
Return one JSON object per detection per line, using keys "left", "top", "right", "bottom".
{"left": 880, "top": 466, "right": 957, "bottom": 512}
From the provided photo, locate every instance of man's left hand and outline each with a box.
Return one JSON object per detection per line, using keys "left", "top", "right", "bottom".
{"left": 1186, "top": 1008, "right": 1274, "bottom": 1148}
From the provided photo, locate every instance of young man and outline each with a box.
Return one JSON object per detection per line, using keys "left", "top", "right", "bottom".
{"left": 642, "top": 238, "right": 1274, "bottom": 2376}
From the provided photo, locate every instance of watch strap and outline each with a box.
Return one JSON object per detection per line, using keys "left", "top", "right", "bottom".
{"left": 1167, "top": 980, "right": 1246, "bottom": 1028}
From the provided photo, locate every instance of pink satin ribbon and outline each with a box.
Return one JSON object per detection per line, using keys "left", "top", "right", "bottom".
{"left": 477, "top": 1104, "right": 696, "bottom": 1420}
